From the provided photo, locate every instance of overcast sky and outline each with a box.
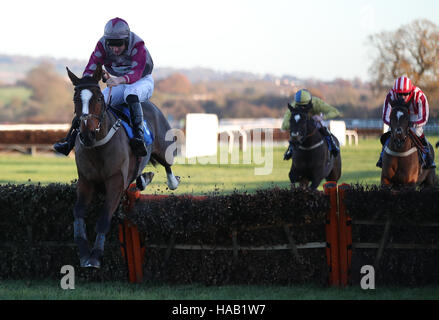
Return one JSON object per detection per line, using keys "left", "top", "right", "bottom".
{"left": 2, "top": 0, "right": 439, "bottom": 81}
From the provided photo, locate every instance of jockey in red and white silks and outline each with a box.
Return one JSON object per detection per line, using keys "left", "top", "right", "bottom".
{"left": 376, "top": 76, "right": 436, "bottom": 169}
{"left": 382, "top": 76, "right": 429, "bottom": 137}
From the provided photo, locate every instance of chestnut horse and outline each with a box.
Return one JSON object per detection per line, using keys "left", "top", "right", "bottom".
{"left": 381, "top": 102, "right": 436, "bottom": 188}
{"left": 67, "top": 64, "right": 180, "bottom": 268}
{"left": 287, "top": 105, "right": 341, "bottom": 189}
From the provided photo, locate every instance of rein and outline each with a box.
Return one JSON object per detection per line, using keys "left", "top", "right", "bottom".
{"left": 304, "top": 127, "right": 318, "bottom": 139}
{"left": 408, "top": 129, "right": 424, "bottom": 151}
{"left": 292, "top": 118, "right": 322, "bottom": 151}
{"left": 79, "top": 118, "right": 122, "bottom": 148}
{"left": 298, "top": 140, "right": 324, "bottom": 151}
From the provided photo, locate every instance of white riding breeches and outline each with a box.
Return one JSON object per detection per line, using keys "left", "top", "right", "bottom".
{"left": 102, "top": 74, "right": 154, "bottom": 106}
{"left": 411, "top": 126, "right": 424, "bottom": 137}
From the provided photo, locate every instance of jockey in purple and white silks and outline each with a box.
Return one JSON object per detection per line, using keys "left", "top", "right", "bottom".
{"left": 54, "top": 17, "right": 154, "bottom": 157}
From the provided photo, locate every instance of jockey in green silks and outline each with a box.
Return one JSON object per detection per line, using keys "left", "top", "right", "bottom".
{"left": 281, "top": 89, "right": 341, "bottom": 160}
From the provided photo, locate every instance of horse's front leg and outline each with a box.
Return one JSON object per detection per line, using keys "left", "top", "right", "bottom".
{"left": 74, "top": 177, "right": 95, "bottom": 267}
{"left": 288, "top": 164, "right": 299, "bottom": 184}
{"left": 86, "top": 173, "right": 125, "bottom": 268}
{"left": 380, "top": 174, "right": 393, "bottom": 187}
{"left": 310, "top": 179, "right": 322, "bottom": 190}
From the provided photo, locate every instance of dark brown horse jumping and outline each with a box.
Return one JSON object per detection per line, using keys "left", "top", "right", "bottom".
{"left": 67, "top": 64, "right": 179, "bottom": 268}
{"left": 287, "top": 106, "right": 342, "bottom": 189}
{"left": 381, "top": 103, "right": 436, "bottom": 188}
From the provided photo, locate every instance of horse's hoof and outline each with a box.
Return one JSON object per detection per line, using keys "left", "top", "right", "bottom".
{"left": 79, "top": 258, "right": 89, "bottom": 268}
{"left": 167, "top": 175, "right": 180, "bottom": 190}
{"left": 84, "top": 258, "right": 101, "bottom": 269}
{"left": 136, "top": 172, "right": 154, "bottom": 190}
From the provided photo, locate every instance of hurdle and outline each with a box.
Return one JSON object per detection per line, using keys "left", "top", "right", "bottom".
{"left": 120, "top": 182, "right": 352, "bottom": 285}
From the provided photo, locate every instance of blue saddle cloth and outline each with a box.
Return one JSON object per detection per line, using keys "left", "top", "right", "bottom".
{"left": 108, "top": 104, "right": 154, "bottom": 146}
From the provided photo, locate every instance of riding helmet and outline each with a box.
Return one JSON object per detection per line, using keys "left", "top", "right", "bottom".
{"left": 392, "top": 76, "right": 414, "bottom": 102}
{"left": 104, "top": 17, "right": 130, "bottom": 41}
{"left": 294, "top": 89, "right": 313, "bottom": 106}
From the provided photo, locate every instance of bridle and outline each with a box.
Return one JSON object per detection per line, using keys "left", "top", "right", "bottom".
{"left": 74, "top": 83, "right": 121, "bottom": 148}
{"left": 390, "top": 107, "right": 410, "bottom": 149}
{"left": 74, "top": 83, "right": 107, "bottom": 133}
{"left": 290, "top": 110, "right": 319, "bottom": 144}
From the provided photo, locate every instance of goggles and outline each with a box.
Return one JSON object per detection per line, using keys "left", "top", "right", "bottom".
{"left": 106, "top": 39, "right": 125, "bottom": 47}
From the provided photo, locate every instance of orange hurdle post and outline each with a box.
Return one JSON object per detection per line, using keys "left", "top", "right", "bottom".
{"left": 337, "top": 183, "right": 352, "bottom": 286}
{"left": 119, "top": 190, "right": 209, "bottom": 284}
{"left": 119, "top": 184, "right": 144, "bottom": 283}
{"left": 323, "top": 181, "right": 340, "bottom": 286}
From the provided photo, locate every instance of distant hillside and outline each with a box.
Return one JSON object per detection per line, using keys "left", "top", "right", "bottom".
{"left": 0, "top": 54, "right": 400, "bottom": 122}
{"left": 0, "top": 55, "right": 85, "bottom": 84}
{"left": 0, "top": 54, "right": 298, "bottom": 84}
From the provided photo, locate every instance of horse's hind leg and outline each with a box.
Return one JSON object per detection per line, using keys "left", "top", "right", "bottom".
{"left": 326, "top": 155, "right": 342, "bottom": 183}
{"left": 151, "top": 154, "right": 180, "bottom": 190}
{"left": 165, "top": 166, "right": 180, "bottom": 190}
{"left": 86, "top": 174, "right": 124, "bottom": 268}
{"left": 73, "top": 178, "right": 95, "bottom": 267}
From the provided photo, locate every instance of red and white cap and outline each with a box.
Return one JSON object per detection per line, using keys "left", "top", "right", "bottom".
{"left": 393, "top": 76, "right": 414, "bottom": 94}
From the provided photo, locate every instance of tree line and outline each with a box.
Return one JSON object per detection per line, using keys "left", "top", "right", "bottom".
{"left": 0, "top": 19, "right": 438, "bottom": 124}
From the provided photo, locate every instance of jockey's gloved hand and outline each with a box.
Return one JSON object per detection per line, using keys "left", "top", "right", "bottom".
{"left": 106, "top": 76, "right": 126, "bottom": 88}
{"left": 102, "top": 70, "right": 110, "bottom": 83}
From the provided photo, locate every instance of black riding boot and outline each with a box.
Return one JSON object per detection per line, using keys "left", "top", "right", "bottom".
{"left": 53, "top": 117, "right": 80, "bottom": 156}
{"left": 376, "top": 131, "right": 391, "bottom": 168}
{"left": 376, "top": 145, "right": 385, "bottom": 168}
{"left": 319, "top": 126, "right": 339, "bottom": 157}
{"left": 420, "top": 136, "right": 436, "bottom": 169}
{"left": 283, "top": 140, "right": 294, "bottom": 160}
{"left": 127, "top": 95, "right": 148, "bottom": 157}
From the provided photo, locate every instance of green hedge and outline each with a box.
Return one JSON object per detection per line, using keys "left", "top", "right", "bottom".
{"left": 344, "top": 185, "right": 439, "bottom": 285}
{"left": 127, "top": 188, "right": 329, "bottom": 285}
{"left": 0, "top": 183, "right": 127, "bottom": 281}
{"left": 0, "top": 183, "right": 329, "bottom": 285}
{"left": 3, "top": 183, "right": 438, "bottom": 285}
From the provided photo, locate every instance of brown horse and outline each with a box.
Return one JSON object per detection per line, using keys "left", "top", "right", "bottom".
{"left": 287, "top": 106, "right": 342, "bottom": 189}
{"left": 67, "top": 64, "right": 180, "bottom": 268}
{"left": 381, "top": 102, "right": 436, "bottom": 188}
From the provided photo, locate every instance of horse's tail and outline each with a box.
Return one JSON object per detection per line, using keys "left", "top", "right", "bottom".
{"left": 435, "top": 141, "right": 439, "bottom": 149}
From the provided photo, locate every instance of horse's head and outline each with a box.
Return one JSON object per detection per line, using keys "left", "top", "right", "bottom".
{"left": 389, "top": 100, "right": 410, "bottom": 149}
{"left": 288, "top": 104, "right": 312, "bottom": 144}
{"left": 67, "top": 64, "right": 106, "bottom": 147}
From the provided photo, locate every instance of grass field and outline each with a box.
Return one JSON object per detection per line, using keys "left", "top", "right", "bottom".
{"left": 1, "top": 136, "right": 439, "bottom": 300}
{"left": 0, "top": 86, "right": 32, "bottom": 104}
{"left": 1, "top": 280, "right": 439, "bottom": 300}
{"left": 1, "top": 136, "right": 438, "bottom": 192}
